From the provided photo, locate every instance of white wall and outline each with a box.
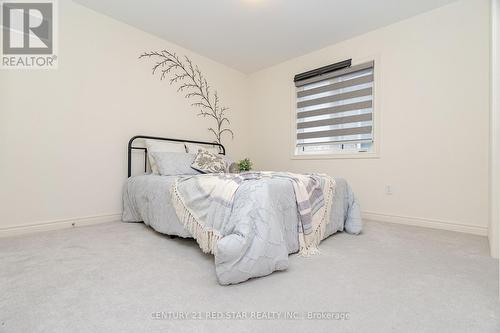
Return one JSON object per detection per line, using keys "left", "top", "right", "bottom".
{"left": 0, "top": 1, "right": 250, "bottom": 232}
{"left": 247, "top": 0, "right": 491, "bottom": 236}
{"left": 491, "top": 0, "right": 500, "bottom": 259}
{"left": 1, "top": 0, "right": 494, "bottom": 247}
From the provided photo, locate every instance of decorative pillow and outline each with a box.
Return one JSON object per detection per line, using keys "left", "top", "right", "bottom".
{"left": 185, "top": 143, "right": 221, "bottom": 155}
{"left": 145, "top": 139, "right": 186, "bottom": 174}
{"left": 191, "top": 149, "right": 227, "bottom": 173}
{"left": 149, "top": 152, "right": 201, "bottom": 176}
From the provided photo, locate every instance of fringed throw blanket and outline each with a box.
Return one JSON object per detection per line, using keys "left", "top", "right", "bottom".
{"left": 171, "top": 171, "right": 336, "bottom": 256}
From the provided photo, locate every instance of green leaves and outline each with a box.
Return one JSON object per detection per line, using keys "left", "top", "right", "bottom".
{"left": 238, "top": 158, "right": 252, "bottom": 172}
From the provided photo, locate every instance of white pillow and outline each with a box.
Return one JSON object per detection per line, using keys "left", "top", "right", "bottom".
{"left": 185, "top": 143, "right": 221, "bottom": 155}
{"left": 150, "top": 152, "right": 200, "bottom": 176}
{"left": 145, "top": 139, "right": 186, "bottom": 174}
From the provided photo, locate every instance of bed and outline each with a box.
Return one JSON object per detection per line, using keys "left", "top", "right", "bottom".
{"left": 122, "top": 135, "right": 362, "bottom": 284}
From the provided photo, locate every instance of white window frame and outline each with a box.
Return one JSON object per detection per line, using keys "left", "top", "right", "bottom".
{"left": 290, "top": 56, "right": 381, "bottom": 160}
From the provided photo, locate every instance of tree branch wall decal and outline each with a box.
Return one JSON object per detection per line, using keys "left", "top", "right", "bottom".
{"left": 139, "top": 50, "right": 234, "bottom": 145}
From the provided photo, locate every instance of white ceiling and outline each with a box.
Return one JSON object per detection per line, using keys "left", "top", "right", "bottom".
{"left": 75, "top": 0, "right": 458, "bottom": 73}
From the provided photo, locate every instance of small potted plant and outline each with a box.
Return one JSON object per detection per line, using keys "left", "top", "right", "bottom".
{"left": 238, "top": 158, "right": 253, "bottom": 172}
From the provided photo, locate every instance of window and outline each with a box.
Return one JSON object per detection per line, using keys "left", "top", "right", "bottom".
{"left": 294, "top": 60, "right": 375, "bottom": 157}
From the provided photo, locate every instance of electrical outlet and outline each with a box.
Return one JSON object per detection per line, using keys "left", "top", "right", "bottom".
{"left": 385, "top": 185, "right": 393, "bottom": 195}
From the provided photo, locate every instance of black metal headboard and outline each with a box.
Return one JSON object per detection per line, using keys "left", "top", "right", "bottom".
{"left": 128, "top": 135, "right": 226, "bottom": 177}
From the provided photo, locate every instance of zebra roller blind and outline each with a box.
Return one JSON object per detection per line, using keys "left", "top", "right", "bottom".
{"left": 295, "top": 61, "right": 374, "bottom": 148}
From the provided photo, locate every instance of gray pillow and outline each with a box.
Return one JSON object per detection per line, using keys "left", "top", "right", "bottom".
{"left": 149, "top": 152, "right": 201, "bottom": 176}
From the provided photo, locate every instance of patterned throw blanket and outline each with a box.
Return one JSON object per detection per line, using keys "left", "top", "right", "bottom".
{"left": 171, "top": 172, "right": 336, "bottom": 256}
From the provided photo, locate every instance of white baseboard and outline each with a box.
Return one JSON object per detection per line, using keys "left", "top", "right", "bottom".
{"left": 0, "top": 211, "right": 488, "bottom": 238}
{"left": 362, "top": 211, "right": 488, "bottom": 236}
{"left": 0, "top": 213, "right": 122, "bottom": 238}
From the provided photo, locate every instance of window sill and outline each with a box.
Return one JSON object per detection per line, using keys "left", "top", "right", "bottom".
{"left": 291, "top": 152, "right": 380, "bottom": 160}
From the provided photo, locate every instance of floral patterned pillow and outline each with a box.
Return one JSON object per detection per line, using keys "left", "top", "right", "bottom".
{"left": 191, "top": 149, "right": 227, "bottom": 173}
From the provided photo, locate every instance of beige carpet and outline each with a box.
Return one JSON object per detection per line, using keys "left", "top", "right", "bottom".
{"left": 0, "top": 220, "right": 498, "bottom": 333}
